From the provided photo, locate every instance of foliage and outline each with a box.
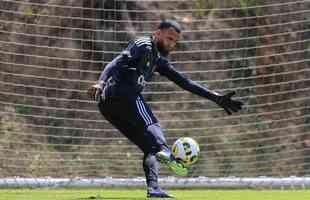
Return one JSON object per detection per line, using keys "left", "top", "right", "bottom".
{"left": 238, "top": 0, "right": 257, "bottom": 8}
{"left": 238, "top": 0, "right": 257, "bottom": 16}
{"left": 195, "top": 0, "right": 215, "bottom": 18}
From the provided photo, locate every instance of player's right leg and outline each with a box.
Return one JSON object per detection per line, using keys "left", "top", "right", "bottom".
{"left": 146, "top": 124, "right": 188, "bottom": 177}
{"left": 135, "top": 96, "right": 188, "bottom": 177}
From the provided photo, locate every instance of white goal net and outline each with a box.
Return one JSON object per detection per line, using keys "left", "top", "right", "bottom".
{"left": 0, "top": 0, "right": 310, "bottom": 188}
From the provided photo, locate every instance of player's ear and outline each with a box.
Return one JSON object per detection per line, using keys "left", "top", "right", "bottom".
{"left": 153, "top": 30, "right": 161, "bottom": 39}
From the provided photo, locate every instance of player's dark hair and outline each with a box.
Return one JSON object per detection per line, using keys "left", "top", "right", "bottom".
{"left": 158, "top": 19, "right": 181, "bottom": 33}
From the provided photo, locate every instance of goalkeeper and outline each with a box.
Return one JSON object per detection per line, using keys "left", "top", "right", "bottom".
{"left": 88, "top": 20, "right": 243, "bottom": 198}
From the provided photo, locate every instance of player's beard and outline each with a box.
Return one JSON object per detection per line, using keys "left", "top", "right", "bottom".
{"left": 157, "top": 42, "right": 170, "bottom": 57}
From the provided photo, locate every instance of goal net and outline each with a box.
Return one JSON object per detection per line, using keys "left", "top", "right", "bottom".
{"left": 0, "top": 0, "right": 310, "bottom": 188}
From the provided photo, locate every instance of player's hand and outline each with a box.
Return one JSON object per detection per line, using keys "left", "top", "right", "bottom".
{"left": 87, "top": 82, "right": 104, "bottom": 102}
{"left": 215, "top": 91, "right": 243, "bottom": 115}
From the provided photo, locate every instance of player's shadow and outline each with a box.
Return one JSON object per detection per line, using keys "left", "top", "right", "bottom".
{"left": 75, "top": 197, "right": 148, "bottom": 200}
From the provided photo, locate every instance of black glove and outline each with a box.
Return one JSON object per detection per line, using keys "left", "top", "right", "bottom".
{"left": 214, "top": 91, "right": 243, "bottom": 115}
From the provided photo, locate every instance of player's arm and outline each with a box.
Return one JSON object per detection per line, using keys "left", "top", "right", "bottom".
{"left": 87, "top": 44, "right": 132, "bottom": 101}
{"left": 88, "top": 40, "right": 151, "bottom": 101}
{"left": 87, "top": 54, "right": 123, "bottom": 101}
{"left": 156, "top": 58, "right": 243, "bottom": 115}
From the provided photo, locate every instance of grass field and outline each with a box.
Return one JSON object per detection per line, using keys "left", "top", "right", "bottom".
{"left": 0, "top": 188, "right": 309, "bottom": 200}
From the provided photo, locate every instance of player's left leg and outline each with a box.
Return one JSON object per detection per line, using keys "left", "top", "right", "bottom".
{"left": 130, "top": 95, "right": 185, "bottom": 197}
{"left": 98, "top": 96, "right": 174, "bottom": 198}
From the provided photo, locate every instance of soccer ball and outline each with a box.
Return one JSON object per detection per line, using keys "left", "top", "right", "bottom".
{"left": 171, "top": 137, "right": 200, "bottom": 167}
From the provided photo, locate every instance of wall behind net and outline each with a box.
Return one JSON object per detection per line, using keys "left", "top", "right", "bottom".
{"left": 0, "top": 0, "right": 309, "bottom": 180}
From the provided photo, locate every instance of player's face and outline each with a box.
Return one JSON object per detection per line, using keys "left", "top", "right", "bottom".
{"left": 156, "top": 27, "right": 179, "bottom": 56}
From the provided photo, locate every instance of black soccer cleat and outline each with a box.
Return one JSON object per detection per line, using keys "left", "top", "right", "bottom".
{"left": 147, "top": 187, "right": 175, "bottom": 198}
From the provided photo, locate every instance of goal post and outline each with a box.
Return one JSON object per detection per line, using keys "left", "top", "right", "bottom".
{"left": 0, "top": 0, "right": 310, "bottom": 188}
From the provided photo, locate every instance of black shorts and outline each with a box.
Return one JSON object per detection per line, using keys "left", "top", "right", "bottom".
{"left": 98, "top": 94, "right": 159, "bottom": 154}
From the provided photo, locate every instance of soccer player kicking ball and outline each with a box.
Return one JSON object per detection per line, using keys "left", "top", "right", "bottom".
{"left": 88, "top": 20, "right": 243, "bottom": 198}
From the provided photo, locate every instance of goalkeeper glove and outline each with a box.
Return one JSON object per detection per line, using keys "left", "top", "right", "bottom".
{"left": 87, "top": 81, "right": 105, "bottom": 102}
{"left": 214, "top": 91, "right": 244, "bottom": 115}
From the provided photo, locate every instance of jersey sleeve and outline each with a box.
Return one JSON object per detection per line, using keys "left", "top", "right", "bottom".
{"left": 98, "top": 38, "right": 152, "bottom": 83}
{"left": 156, "top": 57, "right": 219, "bottom": 102}
{"left": 124, "top": 37, "right": 152, "bottom": 62}
{"left": 98, "top": 54, "right": 121, "bottom": 83}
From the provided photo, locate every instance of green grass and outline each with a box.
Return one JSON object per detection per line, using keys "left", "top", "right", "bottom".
{"left": 0, "top": 188, "right": 309, "bottom": 200}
